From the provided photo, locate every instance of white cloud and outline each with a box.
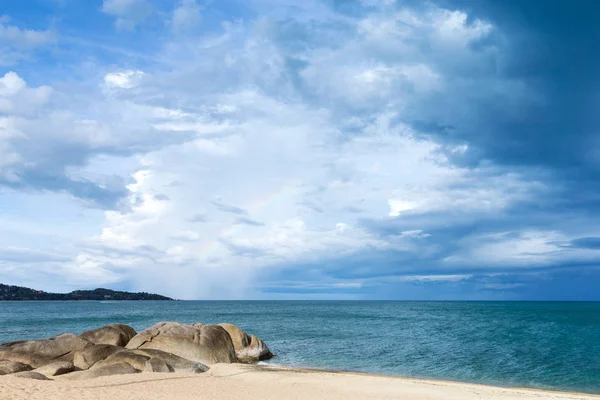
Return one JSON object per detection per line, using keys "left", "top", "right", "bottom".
{"left": 0, "top": 71, "right": 52, "bottom": 115}
{"left": 388, "top": 200, "right": 418, "bottom": 217}
{"left": 78, "top": 87, "right": 536, "bottom": 297}
{"left": 0, "top": 18, "right": 56, "bottom": 65}
{"left": 0, "top": 2, "right": 568, "bottom": 299}
{"left": 432, "top": 10, "right": 493, "bottom": 46}
{"left": 171, "top": 0, "right": 202, "bottom": 33}
{"left": 358, "top": 7, "right": 492, "bottom": 49}
{"left": 0, "top": 19, "right": 57, "bottom": 48}
{"left": 104, "top": 70, "right": 144, "bottom": 89}
{"left": 397, "top": 274, "right": 471, "bottom": 283}
{"left": 102, "top": 0, "right": 153, "bottom": 31}
{"left": 0, "top": 72, "right": 53, "bottom": 179}
{"left": 444, "top": 230, "right": 600, "bottom": 269}
{"left": 0, "top": 69, "right": 201, "bottom": 207}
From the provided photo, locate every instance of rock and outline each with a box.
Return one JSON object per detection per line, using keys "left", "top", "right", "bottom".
{"left": 34, "top": 361, "right": 74, "bottom": 377}
{"left": 126, "top": 322, "right": 236, "bottom": 365}
{"left": 191, "top": 323, "right": 237, "bottom": 364}
{"left": 236, "top": 335, "right": 274, "bottom": 363}
{"left": 81, "top": 324, "right": 137, "bottom": 347}
{"left": 13, "top": 371, "right": 52, "bottom": 380}
{"left": 73, "top": 344, "right": 122, "bottom": 370}
{"left": 219, "top": 323, "right": 251, "bottom": 350}
{"left": 0, "top": 360, "right": 32, "bottom": 375}
{"left": 0, "top": 334, "right": 92, "bottom": 368}
{"left": 144, "top": 358, "right": 173, "bottom": 373}
{"left": 96, "top": 351, "right": 150, "bottom": 371}
{"left": 128, "top": 349, "right": 208, "bottom": 373}
{"left": 218, "top": 323, "right": 273, "bottom": 363}
{"left": 62, "top": 362, "right": 140, "bottom": 380}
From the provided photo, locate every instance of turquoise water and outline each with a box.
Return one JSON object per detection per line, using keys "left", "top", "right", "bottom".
{"left": 1, "top": 301, "right": 599, "bottom": 393}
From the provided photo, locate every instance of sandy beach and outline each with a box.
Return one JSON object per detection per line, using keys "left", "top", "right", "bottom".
{"left": 1, "top": 363, "right": 598, "bottom": 400}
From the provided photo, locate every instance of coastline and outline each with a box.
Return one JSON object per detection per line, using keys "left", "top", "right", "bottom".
{"left": 2, "top": 363, "right": 599, "bottom": 400}
{"left": 3, "top": 305, "right": 600, "bottom": 396}
{"left": 257, "top": 363, "right": 600, "bottom": 397}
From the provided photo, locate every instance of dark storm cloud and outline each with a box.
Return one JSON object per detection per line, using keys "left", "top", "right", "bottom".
{"left": 421, "top": 0, "right": 600, "bottom": 174}
{"left": 1, "top": 169, "right": 129, "bottom": 209}
{"left": 568, "top": 238, "right": 600, "bottom": 250}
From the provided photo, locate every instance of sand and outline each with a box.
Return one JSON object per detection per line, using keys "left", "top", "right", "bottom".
{"left": 1, "top": 364, "right": 598, "bottom": 400}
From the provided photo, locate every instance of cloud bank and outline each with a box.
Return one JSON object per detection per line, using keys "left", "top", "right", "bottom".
{"left": 1, "top": 0, "right": 599, "bottom": 299}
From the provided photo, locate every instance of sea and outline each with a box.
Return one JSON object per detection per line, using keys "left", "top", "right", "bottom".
{"left": 1, "top": 301, "right": 599, "bottom": 394}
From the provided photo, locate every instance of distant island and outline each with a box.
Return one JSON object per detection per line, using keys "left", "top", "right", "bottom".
{"left": 0, "top": 284, "right": 173, "bottom": 301}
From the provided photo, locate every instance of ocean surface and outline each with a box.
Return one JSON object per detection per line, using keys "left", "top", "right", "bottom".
{"left": 1, "top": 301, "right": 599, "bottom": 394}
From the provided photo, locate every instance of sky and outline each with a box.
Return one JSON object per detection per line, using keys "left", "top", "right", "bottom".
{"left": 0, "top": 0, "right": 599, "bottom": 300}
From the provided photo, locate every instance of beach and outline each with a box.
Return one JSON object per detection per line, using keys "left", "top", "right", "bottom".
{"left": 1, "top": 363, "right": 598, "bottom": 400}
{"left": 3, "top": 302, "right": 600, "bottom": 394}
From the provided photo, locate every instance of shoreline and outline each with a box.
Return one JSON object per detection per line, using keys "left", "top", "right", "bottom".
{"left": 256, "top": 363, "right": 600, "bottom": 398}
{"left": 2, "top": 363, "right": 599, "bottom": 400}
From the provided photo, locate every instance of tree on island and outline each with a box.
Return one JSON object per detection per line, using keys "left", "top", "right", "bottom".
{"left": 0, "top": 284, "right": 173, "bottom": 301}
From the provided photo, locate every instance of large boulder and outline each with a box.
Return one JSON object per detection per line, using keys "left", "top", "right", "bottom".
{"left": 73, "top": 344, "right": 122, "bottom": 370}
{"left": 96, "top": 351, "right": 150, "bottom": 371}
{"left": 80, "top": 324, "right": 137, "bottom": 347}
{"left": 219, "top": 324, "right": 250, "bottom": 350}
{"left": 12, "top": 371, "right": 52, "bottom": 380}
{"left": 0, "top": 334, "right": 92, "bottom": 368}
{"left": 219, "top": 323, "right": 273, "bottom": 363}
{"left": 34, "top": 361, "right": 74, "bottom": 377}
{"left": 236, "top": 335, "right": 273, "bottom": 363}
{"left": 0, "top": 360, "right": 32, "bottom": 375}
{"left": 61, "top": 362, "right": 139, "bottom": 381}
{"left": 126, "top": 322, "right": 236, "bottom": 365}
{"left": 128, "top": 349, "right": 208, "bottom": 373}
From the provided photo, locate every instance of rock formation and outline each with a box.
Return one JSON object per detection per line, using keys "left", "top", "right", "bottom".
{"left": 126, "top": 322, "right": 237, "bottom": 365}
{"left": 0, "top": 322, "right": 271, "bottom": 380}
{"left": 73, "top": 344, "right": 122, "bottom": 370}
{"left": 0, "top": 360, "right": 32, "bottom": 375}
{"left": 33, "top": 361, "right": 74, "bottom": 377}
{"left": 0, "top": 333, "right": 91, "bottom": 368}
{"left": 144, "top": 358, "right": 173, "bottom": 373}
{"left": 219, "top": 323, "right": 273, "bottom": 363}
{"left": 62, "top": 362, "right": 140, "bottom": 381}
{"left": 126, "top": 349, "right": 209, "bottom": 373}
{"left": 12, "top": 371, "right": 52, "bottom": 380}
{"left": 81, "top": 324, "right": 137, "bottom": 347}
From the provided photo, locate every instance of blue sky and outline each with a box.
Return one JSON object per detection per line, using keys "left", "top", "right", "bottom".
{"left": 1, "top": 0, "right": 599, "bottom": 300}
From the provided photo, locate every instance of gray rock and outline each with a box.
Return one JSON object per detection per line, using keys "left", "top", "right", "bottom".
{"left": 235, "top": 335, "right": 274, "bottom": 363}
{"left": 128, "top": 349, "right": 208, "bottom": 373}
{"left": 62, "top": 362, "right": 140, "bottom": 380}
{"left": 81, "top": 324, "right": 137, "bottom": 347}
{"left": 143, "top": 358, "right": 173, "bottom": 373}
{"left": 73, "top": 344, "right": 122, "bottom": 370}
{"left": 219, "top": 323, "right": 251, "bottom": 350}
{"left": 126, "top": 322, "right": 236, "bottom": 365}
{"left": 96, "top": 351, "right": 150, "bottom": 371}
{"left": 13, "top": 371, "right": 52, "bottom": 380}
{"left": 34, "top": 361, "right": 74, "bottom": 376}
{"left": 0, "top": 360, "right": 32, "bottom": 375}
{"left": 0, "top": 334, "right": 91, "bottom": 368}
{"left": 219, "top": 323, "right": 273, "bottom": 363}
